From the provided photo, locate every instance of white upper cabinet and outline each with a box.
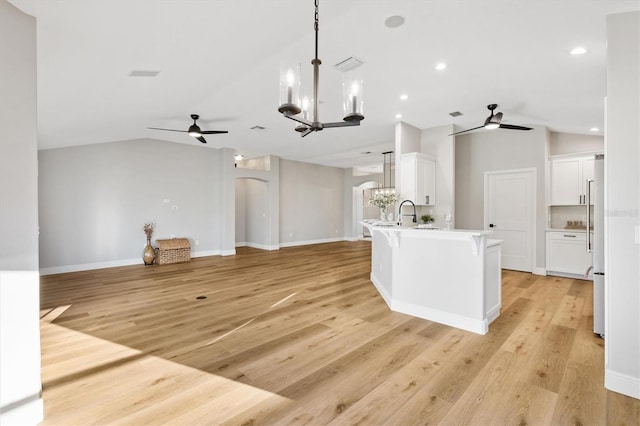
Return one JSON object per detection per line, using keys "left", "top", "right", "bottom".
{"left": 549, "top": 155, "right": 595, "bottom": 205}
{"left": 400, "top": 152, "right": 436, "bottom": 205}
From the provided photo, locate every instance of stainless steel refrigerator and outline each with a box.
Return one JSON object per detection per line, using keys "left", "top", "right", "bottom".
{"left": 587, "top": 154, "right": 604, "bottom": 337}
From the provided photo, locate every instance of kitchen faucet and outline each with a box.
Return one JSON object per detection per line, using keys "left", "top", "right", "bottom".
{"left": 398, "top": 200, "right": 417, "bottom": 225}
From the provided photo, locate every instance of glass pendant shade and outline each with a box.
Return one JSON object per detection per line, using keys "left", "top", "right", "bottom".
{"left": 342, "top": 70, "right": 364, "bottom": 122}
{"left": 278, "top": 61, "right": 302, "bottom": 115}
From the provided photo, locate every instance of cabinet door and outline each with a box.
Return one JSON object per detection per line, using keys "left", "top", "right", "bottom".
{"left": 546, "top": 232, "right": 592, "bottom": 275}
{"left": 400, "top": 156, "right": 416, "bottom": 203}
{"left": 582, "top": 157, "right": 595, "bottom": 205}
{"left": 421, "top": 158, "right": 436, "bottom": 205}
{"left": 400, "top": 154, "right": 436, "bottom": 205}
{"left": 550, "top": 158, "right": 582, "bottom": 205}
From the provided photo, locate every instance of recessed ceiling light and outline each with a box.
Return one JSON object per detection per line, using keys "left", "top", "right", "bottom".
{"left": 384, "top": 15, "right": 405, "bottom": 29}
{"left": 590, "top": 127, "right": 600, "bottom": 132}
{"left": 435, "top": 63, "right": 447, "bottom": 71}
{"left": 570, "top": 47, "right": 587, "bottom": 55}
{"left": 400, "top": 94, "right": 408, "bottom": 101}
{"left": 395, "top": 114, "right": 403, "bottom": 119}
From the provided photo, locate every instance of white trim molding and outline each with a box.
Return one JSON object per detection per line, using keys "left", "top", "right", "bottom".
{"left": 605, "top": 369, "right": 640, "bottom": 399}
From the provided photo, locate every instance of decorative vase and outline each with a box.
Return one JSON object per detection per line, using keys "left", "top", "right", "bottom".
{"left": 143, "top": 238, "right": 156, "bottom": 265}
{"left": 379, "top": 207, "right": 387, "bottom": 221}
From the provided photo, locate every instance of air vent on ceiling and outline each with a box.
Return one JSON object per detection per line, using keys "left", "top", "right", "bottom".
{"left": 449, "top": 111, "right": 463, "bottom": 117}
{"left": 128, "top": 70, "right": 160, "bottom": 77}
{"left": 250, "top": 125, "right": 267, "bottom": 131}
{"left": 334, "top": 56, "right": 365, "bottom": 72}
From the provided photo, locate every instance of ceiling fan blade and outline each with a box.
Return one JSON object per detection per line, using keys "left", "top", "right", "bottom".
{"left": 498, "top": 124, "right": 533, "bottom": 131}
{"left": 147, "top": 127, "right": 187, "bottom": 133}
{"left": 448, "top": 126, "right": 484, "bottom": 136}
{"left": 200, "top": 130, "right": 229, "bottom": 134}
{"left": 195, "top": 136, "right": 207, "bottom": 144}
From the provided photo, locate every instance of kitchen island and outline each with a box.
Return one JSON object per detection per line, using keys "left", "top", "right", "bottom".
{"left": 363, "top": 222, "right": 502, "bottom": 335}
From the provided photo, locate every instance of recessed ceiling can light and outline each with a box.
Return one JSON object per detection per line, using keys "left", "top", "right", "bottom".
{"left": 384, "top": 15, "right": 405, "bottom": 29}
{"left": 570, "top": 47, "right": 587, "bottom": 55}
{"left": 395, "top": 113, "right": 402, "bottom": 119}
{"left": 435, "top": 63, "right": 447, "bottom": 71}
{"left": 400, "top": 94, "right": 409, "bottom": 100}
{"left": 590, "top": 127, "right": 600, "bottom": 132}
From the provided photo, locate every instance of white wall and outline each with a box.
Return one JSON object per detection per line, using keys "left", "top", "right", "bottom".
{"left": 421, "top": 125, "right": 455, "bottom": 227}
{"left": 605, "top": 11, "right": 640, "bottom": 399}
{"left": 455, "top": 127, "right": 548, "bottom": 270}
{"left": 0, "top": 0, "right": 43, "bottom": 423}
{"left": 549, "top": 132, "right": 604, "bottom": 156}
{"left": 235, "top": 179, "right": 247, "bottom": 244}
{"left": 38, "top": 139, "right": 225, "bottom": 272}
{"left": 279, "top": 159, "right": 345, "bottom": 245}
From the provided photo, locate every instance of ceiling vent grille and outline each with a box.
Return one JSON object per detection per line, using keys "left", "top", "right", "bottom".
{"left": 449, "top": 111, "right": 463, "bottom": 117}
{"left": 128, "top": 70, "right": 160, "bottom": 77}
{"left": 334, "top": 56, "right": 365, "bottom": 72}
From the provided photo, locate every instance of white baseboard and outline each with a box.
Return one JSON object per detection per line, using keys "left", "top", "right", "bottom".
{"left": 0, "top": 395, "right": 43, "bottom": 426}
{"left": 486, "top": 304, "right": 501, "bottom": 324}
{"left": 392, "top": 299, "right": 488, "bottom": 335}
{"left": 40, "top": 249, "right": 233, "bottom": 274}
{"left": 40, "top": 258, "right": 141, "bottom": 275}
{"left": 244, "top": 243, "right": 279, "bottom": 251}
{"left": 235, "top": 242, "right": 247, "bottom": 247}
{"left": 532, "top": 267, "right": 547, "bottom": 276}
{"left": 371, "top": 272, "right": 488, "bottom": 335}
{"left": 370, "top": 272, "right": 393, "bottom": 307}
{"left": 279, "top": 237, "right": 345, "bottom": 248}
{"left": 605, "top": 369, "right": 640, "bottom": 399}
{"left": 546, "top": 270, "right": 592, "bottom": 281}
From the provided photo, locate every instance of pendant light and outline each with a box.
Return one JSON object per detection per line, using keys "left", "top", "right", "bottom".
{"left": 376, "top": 151, "right": 395, "bottom": 193}
{"left": 277, "top": 0, "right": 364, "bottom": 137}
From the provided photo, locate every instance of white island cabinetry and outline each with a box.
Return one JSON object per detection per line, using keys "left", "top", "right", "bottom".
{"left": 364, "top": 223, "right": 502, "bottom": 335}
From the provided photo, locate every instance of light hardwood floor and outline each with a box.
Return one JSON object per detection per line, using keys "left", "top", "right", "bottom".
{"left": 39, "top": 241, "right": 639, "bottom": 425}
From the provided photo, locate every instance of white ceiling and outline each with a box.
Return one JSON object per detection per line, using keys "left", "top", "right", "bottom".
{"left": 9, "top": 0, "right": 639, "bottom": 172}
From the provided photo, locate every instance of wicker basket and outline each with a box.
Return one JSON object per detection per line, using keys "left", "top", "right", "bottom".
{"left": 156, "top": 238, "right": 191, "bottom": 265}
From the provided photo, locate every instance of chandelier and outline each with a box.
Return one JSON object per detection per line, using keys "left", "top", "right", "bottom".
{"left": 277, "top": 0, "right": 364, "bottom": 137}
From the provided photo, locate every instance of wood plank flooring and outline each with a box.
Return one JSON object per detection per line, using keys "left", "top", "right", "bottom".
{"left": 38, "top": 241, "right": 640, "bottom": 425}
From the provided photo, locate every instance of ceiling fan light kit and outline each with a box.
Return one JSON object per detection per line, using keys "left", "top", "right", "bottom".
{"left": 277, "top": 0, "right": 364, "bottom": 137}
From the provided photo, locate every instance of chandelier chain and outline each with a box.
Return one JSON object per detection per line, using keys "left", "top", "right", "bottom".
{"left": 314, "top": 0, "right": 319, "bottom": 60}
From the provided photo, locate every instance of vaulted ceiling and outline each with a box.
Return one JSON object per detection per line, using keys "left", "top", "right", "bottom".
{"left": 9, "top": 0, "right": 639, "bottom": 172}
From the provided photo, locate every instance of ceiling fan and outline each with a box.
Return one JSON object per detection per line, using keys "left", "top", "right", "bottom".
{"left": 147, "top": 114, "right": 228, "bottom": 144}
{"left": 449, "top": 104, "right": 533, "bottom": 136}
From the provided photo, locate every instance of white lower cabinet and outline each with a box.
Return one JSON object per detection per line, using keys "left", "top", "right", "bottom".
{"left": 546, "top": 231, "right": 592, "bottom": 276}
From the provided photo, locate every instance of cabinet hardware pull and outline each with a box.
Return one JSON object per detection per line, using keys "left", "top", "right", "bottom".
{"left": 425, "top": 195, "right": 429, "bottom": 204}
{"left": 563, "top": 234, "right": 577, "bottom": 238}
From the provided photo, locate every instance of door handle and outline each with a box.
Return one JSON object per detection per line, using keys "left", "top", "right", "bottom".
{"left": 489, "top": 223, "right": 495, "bottom": 228}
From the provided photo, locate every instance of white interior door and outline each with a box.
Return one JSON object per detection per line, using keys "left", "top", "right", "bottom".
{"left": 485, "top": 169, "right": 535, "bottom": 272}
